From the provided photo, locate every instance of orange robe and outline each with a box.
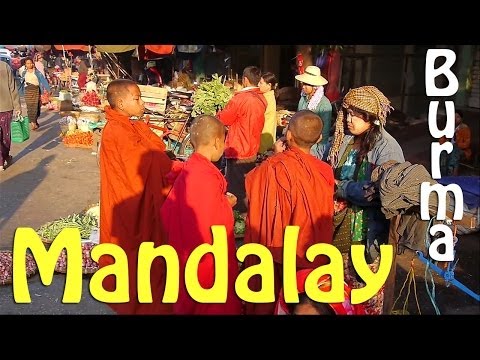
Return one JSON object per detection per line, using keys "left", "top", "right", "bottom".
{"left": 99, "top": 106, "right": 177, "bottom": 314}
{"left": 160, "top": 153, "right": 242, "bottom": 314}
{"left": 243, "top": 147, "right": 335, "bottom": 314}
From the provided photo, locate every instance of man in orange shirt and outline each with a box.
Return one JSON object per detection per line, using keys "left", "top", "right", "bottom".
{"left": 217, "top": 66, "right": 267, "bottom": 215}
{"left": 99, "top": 79, "right": 179, "bottom": 314}
{"left": 243, "top": 110, "right": 335, "bottom": 315}
{"left": 453, "top": 109, "right": 472, "bottom": 162}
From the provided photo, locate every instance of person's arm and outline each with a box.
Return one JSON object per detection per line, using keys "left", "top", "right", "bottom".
{"left": 36, "top": 70, "right": 50, "bottom": 93}
{"left": 216, "top": 95, "right": 238, "bottom": 126}
{"left": 336, "top": 179, "right": 380, "bottom": 207}
{"left": 7, "top": 64, "right": 21, "bottom": 113}
{"left": 337, "top": 138, "right": 404, "bottom": 207}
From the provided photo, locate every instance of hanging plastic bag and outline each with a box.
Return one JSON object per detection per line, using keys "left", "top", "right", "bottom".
{"left": 11, "top": 115, "right": 30, "bottom": 143}
{"left": 41, "top": 90, "right": 50, "bottom": 105}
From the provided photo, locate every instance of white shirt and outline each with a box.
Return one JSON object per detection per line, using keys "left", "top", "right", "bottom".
{"left": 25, "top": 70, "right": 39, "bottom": 86}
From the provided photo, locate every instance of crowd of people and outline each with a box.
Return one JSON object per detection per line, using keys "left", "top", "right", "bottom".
{"left": 95, "top": 63, "right": 428, "bottom": 316}
{"left": 1, "top": 53, "right": 474, "bottom": 314}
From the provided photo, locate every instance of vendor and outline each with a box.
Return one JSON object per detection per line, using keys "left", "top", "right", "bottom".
{"left": 75, "top": 56, "right": 89, "bottom": 90}
{"left": 295, "top": 65, "right": 332, "bottom": 144}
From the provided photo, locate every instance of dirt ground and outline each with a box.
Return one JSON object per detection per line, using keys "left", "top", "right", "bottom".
{"left": 0, "top": 108, "right": 478, "bottom": 315}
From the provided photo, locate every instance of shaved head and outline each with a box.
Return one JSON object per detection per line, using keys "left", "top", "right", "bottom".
{"left": 107, "top": 79, "right": 138, "bottom": 109}
{"left": 190, "top": 115, "right": 226, "bottom": 148}
{"left": 288, "top": 110, "right": 323, "bottom": 148}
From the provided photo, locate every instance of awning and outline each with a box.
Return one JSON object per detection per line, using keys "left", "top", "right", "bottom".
{"left": 54, "top": 45, "right": 89, "bottom": 51}
{"left": 3, "top": 45, "right": 20, "bottom": 50}
{"left": 144, "top": 45, "right": 175, "bottom": 55}
{"left": 95, "top": 45, "right": 137, "bottom": 53}
{"left": 34, "top": 45, "right": 52, "bottom": 52}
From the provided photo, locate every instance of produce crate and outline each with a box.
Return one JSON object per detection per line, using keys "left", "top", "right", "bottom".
{"left": 138, "top": 85, "right": 168, "bottom": 98}
{"left": 139, "top": 85, "right": 168, "bottom": 114}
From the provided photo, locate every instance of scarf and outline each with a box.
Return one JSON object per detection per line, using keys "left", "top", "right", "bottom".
{"left": 327, "top": 85, "right": 393, "bottom": 167}
{"left": 306, "top": 86, "right": 324, "bottom": 111}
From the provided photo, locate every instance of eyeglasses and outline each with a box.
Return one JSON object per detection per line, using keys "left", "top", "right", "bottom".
{"left": 343, "top": 108, "right": 365, "bottom": 122}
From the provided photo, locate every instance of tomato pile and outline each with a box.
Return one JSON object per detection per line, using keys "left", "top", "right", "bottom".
{"left": 82, "top": 91, "right": 101, "bottom": 107}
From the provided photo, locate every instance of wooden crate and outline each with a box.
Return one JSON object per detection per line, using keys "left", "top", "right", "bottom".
{"left": 139, "top": 85, "right": 168, "bottom": 114}
{"left": 138, "top": 85, "right": 168, "bottom": 99}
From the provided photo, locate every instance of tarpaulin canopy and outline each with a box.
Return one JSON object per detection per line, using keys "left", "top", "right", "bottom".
{"left": 4, "top": 45, "right": 28, "bottom": 51}
{"left": 95, "top": 45, "right": 137, "bottom": 53}
{"left": 54, "top": 45, "right": 89, "bottom": 51}
{"left": 3, "top": 45, "right": 20, "bottom": 50}
{"left": 34, "top": 45, "right": 51, "bottom": 52}
{"left": 144, "top": 45, "right": 175, "bottom": 55}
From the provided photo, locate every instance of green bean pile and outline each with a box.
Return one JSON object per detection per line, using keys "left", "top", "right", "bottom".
{"left": 37, "top": 213, "right": 99, "bottom": 241}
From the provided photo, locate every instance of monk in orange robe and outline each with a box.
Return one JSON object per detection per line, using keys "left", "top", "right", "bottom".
{"left": 99, "top": 79, "right": 179, "bottom": 314}
{"left": 243, "top": 110, "right": 335, "bottom": 315}
{"left": 160, "top": 115, "right": 242, "bottom": 315}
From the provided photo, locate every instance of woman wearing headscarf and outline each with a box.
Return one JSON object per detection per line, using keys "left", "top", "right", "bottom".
{"left": 19, "top": 57, "right": 50, "bottom": 131}
{"left": 275, "top": 269, "right": 366, "bottom": 315}
{"left": 311, "top": 86, "right": 404, "bottom": 314}
{"left": 295, "top": 65, "right": 332, "bottom": 144}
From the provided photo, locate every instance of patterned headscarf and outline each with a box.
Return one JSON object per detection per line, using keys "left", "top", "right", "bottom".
{"left": 327, "top": 86, "right": 393, "bottom": 167}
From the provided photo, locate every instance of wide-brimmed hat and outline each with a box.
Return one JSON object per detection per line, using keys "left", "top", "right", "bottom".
{"left": 295, "top": 65, "right": 328, "bottom": 86}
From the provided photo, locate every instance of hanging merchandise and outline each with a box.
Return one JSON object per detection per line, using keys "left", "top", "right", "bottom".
{"left": 95, "top": 45, "right": 137, "bottom": 53}
{"left": 143, "top": 45, "right": 175, "bottom": 58}
{"left": 296, "top": 52, "right": 305, "bottom": 75}
{"left": 324, "top": 49, "right": 342, "bottom": 103}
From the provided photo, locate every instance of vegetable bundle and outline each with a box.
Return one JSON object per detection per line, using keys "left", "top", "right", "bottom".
{"left": 37, "top": 213, "right": 99, "bottom": 242}
{"left": 191, "top": 74, "right": 232, "bottom": 116}
{"left": 233, "top": 210, "right": 246, "bottom": 236}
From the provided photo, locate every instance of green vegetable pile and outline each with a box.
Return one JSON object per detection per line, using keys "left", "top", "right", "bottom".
{"left": 192, "top": 74, "right": 232, "bottom": 117}
{"left": 37, "top": 213, "right": 99, "bottom": 241}
{"left": 233, "top": 210, "right": 245, "bottom": 236}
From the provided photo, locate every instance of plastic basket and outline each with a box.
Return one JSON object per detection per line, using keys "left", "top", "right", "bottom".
{"left": 11, "top": 116, "right": 30, "bottom": 143}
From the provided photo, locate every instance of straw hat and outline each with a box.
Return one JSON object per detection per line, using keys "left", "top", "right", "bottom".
{"left": 295, "top": 65, "right": 328, "bottom": 86}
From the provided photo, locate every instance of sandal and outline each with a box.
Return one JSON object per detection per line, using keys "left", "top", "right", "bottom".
{"left": 5, "top": 155, "right": 13, "bottom": 167}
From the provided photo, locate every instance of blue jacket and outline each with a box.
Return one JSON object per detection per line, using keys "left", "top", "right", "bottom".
{"left": 311, "top": 128, "right": 405, "bottom": 262}
{"left": 18, "top": 68, "right": 50, "bottom": 96}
